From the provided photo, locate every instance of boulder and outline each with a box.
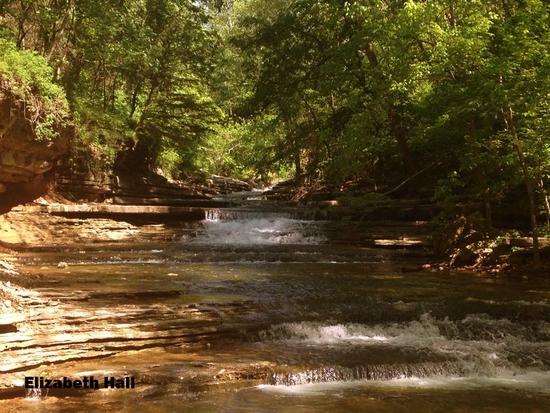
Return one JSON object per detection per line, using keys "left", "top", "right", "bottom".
{"left": 450, "top": 247, "right": 478, "bottom": 267}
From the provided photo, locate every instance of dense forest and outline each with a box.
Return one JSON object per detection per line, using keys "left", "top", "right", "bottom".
{"left": 0, "top": 0, "right": 549, "bottom": 258}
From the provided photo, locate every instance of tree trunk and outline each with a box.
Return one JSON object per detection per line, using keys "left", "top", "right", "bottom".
{"left": 363, "top": 42, "right": 412, "bottom": 169}
{"left": 540, "top": 179, "right": 550, "bottom": 226}
{"left": 483, "top": 187, "right": 493, "bottom": 228}
{"left": 504, "top": 105, "right": 540, "bottom": 265}
{"left": 294, "top": 144, "right": 302, "bottom": 178}
{"left": 388, "top": 106, "right": 413, "bottom": 169}
{"left": 524, "top": 175, "right": 541, "bottom": 264}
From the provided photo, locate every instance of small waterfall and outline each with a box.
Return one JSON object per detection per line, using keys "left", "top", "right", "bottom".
{"left": 259, "top": 315, "right": 550, "bottom": 346}
{"left": 205, "top": 208, "right": 292, "bottom": 221}
{"left": 193, "top": 208, "right": 325, "bottom": 245}
{"left": 254, "top": 314, "right": 550, "bottom": 387}
{"left": 265, "top": 361, "right": 465, "bottom": 386}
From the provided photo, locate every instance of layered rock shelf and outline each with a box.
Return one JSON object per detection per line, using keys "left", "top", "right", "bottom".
{"left": 54, "top": 169, "right": 252, "bottom": 207}
{"left": 0, "top": 79, "right": 72, "bottom": 214}
{"left": 16, "top": 203, "right": 209, "bottom": 220}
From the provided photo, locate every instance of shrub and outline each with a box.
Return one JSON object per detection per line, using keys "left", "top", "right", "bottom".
{"left": 0, "top": 38, "right": 69, "bottom": 141}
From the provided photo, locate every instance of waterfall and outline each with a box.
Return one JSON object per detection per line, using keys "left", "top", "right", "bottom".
{"left": 192, "top": 208, "right": 325, "bottom": 245}
{"left": 265, "top": 361, "right": 465, "bottom": 386}
{"left": 254, "top": 314, "right": 550, "bottom": 387}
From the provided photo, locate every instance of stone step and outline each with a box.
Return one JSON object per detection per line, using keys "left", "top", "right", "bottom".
{"left": 20, "top": 204, "right": 208, "bottom": 221}
{"left": 111, "top": 196, "right": 224, "bottom": 207}
{"left": 500, "top": 237, "right": 550, "bottom": 248}
{"left": 371, "top": 239, "right": 428, "bottom": 248}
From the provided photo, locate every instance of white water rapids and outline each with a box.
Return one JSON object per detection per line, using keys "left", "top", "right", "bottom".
{"left": 257, "top": 313, "right": 550, "bottom": 390}
{"left": 191, "top": 209, "right": 325, "bottom": 245}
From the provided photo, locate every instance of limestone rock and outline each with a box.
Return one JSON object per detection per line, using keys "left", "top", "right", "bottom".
{"left": 0, "top": 80, "right": 73, "bottom": 213}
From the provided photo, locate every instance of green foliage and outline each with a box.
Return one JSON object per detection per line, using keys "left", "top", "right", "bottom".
{"left": 0, "top": 38, "right": 69, "bottom": 141}
{"left": 0, "top": 0, "right": 548, "bottom": 237}
{"left": 0, "top": 39, "right": 65, "bottom": 103}
{"left": 196, "top": 114, "right": 292, "bottom": 181}
{"left": 540, "top": 224, "right": 550, "bottom": 237}
{"left": 208, "top": 0, "right": 549, "bottom": 229}
{"left": 1, "top": 0, "right": 221, "bottom": 171}
{"left": 157, "top": 146, "right": 185, "bottom": 180}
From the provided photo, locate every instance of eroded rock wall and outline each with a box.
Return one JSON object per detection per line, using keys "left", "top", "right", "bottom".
{"left": 0, "top": 84, "right": 72, "bottom": 213}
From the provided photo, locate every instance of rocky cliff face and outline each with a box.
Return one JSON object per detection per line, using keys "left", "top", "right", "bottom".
{"left": 0, "top": 83, "right": 72, "bottom": 214}
{"left": 54, "top": 168, "right": 252, "bottom": 206}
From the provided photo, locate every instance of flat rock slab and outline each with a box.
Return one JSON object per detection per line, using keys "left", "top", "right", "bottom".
{"left": 20, "top": 204, "right": 208, "bottom": 220}
{"left": 111, "top": 197, "right": 228, "bottom": 208}
{"left": 502, "top": 237, "right": 550, "bottom": 248}
{"left": 373, "top": 239, "right": 427, "bottom": 248}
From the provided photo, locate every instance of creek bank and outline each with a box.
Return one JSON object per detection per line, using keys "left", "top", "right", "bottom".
{"left": 0, "top": 170, "right": 254, "bottom": 347}
{"left": 0, "top": 208, "right": 190, "bottom": 246}
{"left": 0, "top": 165, "right": 255, "bottom": 247}
{"left": 434, "top": 219, "right": 550, "bottom": 274}
{"left": 266, "top": 179, "right": 550, "bottom": 273}
{"left": 0, "top": 253, "right": 37, "bottom": 339}
{"left": 0, "top": 188, "right": 248, "bottom": 251}
{"left": 0, "top": 77, "right": 73, "bottom": 214}
{"left": 54, "top": 166, "right": 252, "bottom": 206}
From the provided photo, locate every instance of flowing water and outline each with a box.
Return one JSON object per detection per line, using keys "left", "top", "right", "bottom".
{"left": 2, "top": 191, "right": 550, "bottom": 412}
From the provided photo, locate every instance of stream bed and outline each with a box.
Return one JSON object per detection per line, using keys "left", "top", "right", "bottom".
{"left": 1, "top": 193, "right": 550, "bottom": 412}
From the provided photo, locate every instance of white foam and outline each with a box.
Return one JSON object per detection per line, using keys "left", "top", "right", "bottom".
{"left": 192, "top": 218, "right": 325, "bottom": 245}
{"left": 466, "top": 297, "right": 550, "bottom": 307}
{"left": 261, "top": 314, "right": 443, "bottom": 346}
{"left": 263, "top": 323, "right": 393, "bottom": 344}
{"left": 260, "top": 314, "right": 550, "bottom": 373}
{"left": 258, "top": 370, "right": 550, "bottom": 394}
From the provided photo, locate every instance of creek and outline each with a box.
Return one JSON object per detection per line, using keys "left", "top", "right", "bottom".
{"left": 1, "top": 191, "right": 550, "bottom": 412}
